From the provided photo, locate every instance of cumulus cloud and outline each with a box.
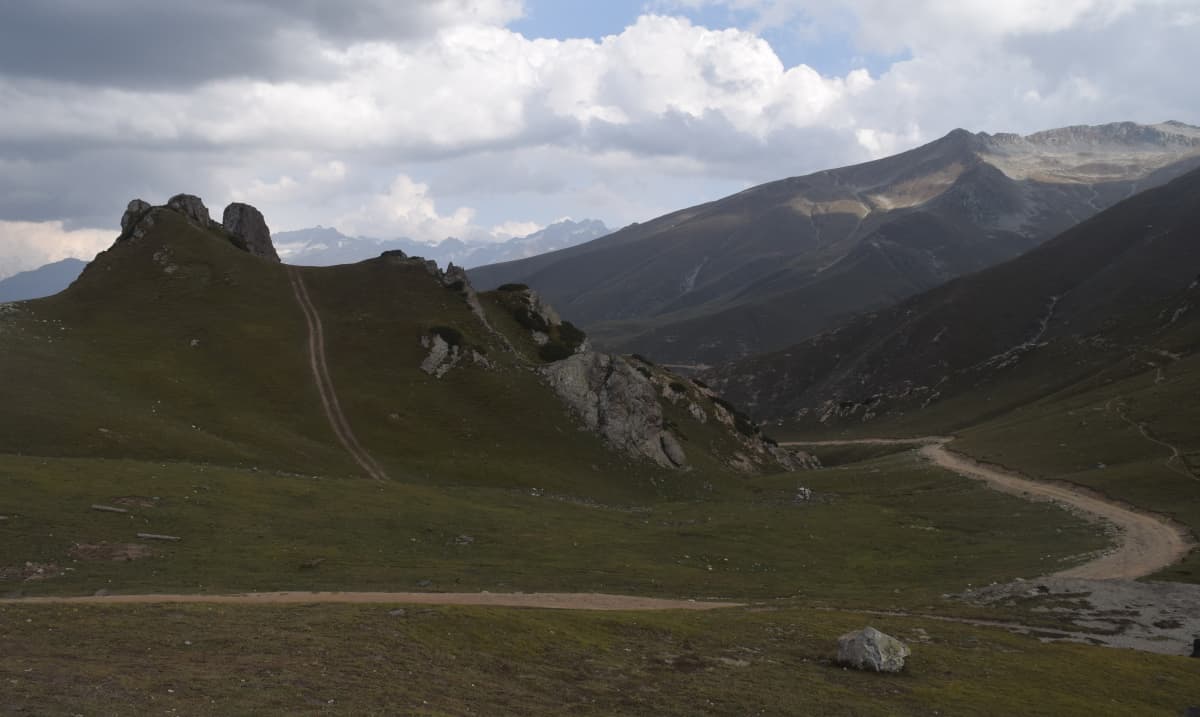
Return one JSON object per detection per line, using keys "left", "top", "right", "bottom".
{"left": 338, "top": 174, "right": 479, "bottom": 243}
{"left": 0, "top": 1, "right": 1196, "bottom": 268}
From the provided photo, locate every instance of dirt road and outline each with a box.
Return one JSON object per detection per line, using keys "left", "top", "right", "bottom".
{"left": 786, "top": 436, "right": 1192, "bottom": 580}
{"left": 0, "top": 591, "right": 738, "bottom": 611}
{"left": 288, "top": 268, "right": 389, "bottom": 482}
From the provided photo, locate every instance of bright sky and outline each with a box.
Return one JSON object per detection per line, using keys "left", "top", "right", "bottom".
{"left": 1, "top": 0, "right": 1197, "bottom": 278}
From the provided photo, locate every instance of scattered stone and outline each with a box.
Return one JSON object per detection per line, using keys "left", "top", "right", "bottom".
{"left": 793, "top": 486, "right": 813, "bottom": 503}
{"left": 166, "top": 193, "right": 211, "bottom": 226}
{"left": 90, "top": 504, "right": 129, "bottom": 514}
{"left": 299, "top": 558, "right": 325, "bottom": 570}
{"left": 417, "top": 579, "right": 432, "bottom": 588}
{"left": 388, "top": 608, "right": 407, "bottom": 617}
{"left": 454, "top": 534, "right": 475, "bottom": 546}
{"left": 93, "top": 588, "right": 110, "bottom": 597}
{"left": 189, "top": 338, "right": 201, "bottom": 348}
{"left": 222, "top": 202, "right": 280, "bottom": 262}
{"left": 136, "top": 532, "right": 181, "bottom": 542}
{"left": 836, "top": 626, "right": 911, "bottom": 673}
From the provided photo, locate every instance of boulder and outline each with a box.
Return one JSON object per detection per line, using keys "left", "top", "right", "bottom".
{"left": 836, "top": 627, "right": 910, "bottom": 673}
{"left": 120, "top": 199, "right": 152, "bottom": 235}
{"left": 660, "top": 431, "right": 688, "bottom": 467}
{"left": 167, "top": 194, "right": 211, "bottom": 226}
{"left": 222, "top": 202, "right": 280, "bottom": 262}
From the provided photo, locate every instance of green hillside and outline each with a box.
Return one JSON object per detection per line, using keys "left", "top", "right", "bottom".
{"left": 2, "top": 199, "right": 1196, "bottom": 715}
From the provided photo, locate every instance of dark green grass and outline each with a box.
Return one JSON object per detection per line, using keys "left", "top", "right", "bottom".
{"left": 1, "top": 602, "right": 1196, "bottom": 716}
{"left": 956, "top": 355, "right": 1200, "bottom": 582}
{"left": 0, "top": 451, "right": 1103, "bottom": 606}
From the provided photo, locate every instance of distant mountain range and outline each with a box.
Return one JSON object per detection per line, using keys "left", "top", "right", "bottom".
{"left": 710, "top": 164, "right": 1200, "bottom": 429}
{"left": 276, "top": 218, "right": 610, "bottom": 269}
{"left": 0, "top": 219, "right": 610, "bottom": 303}
{"left": 470, "top": 121, "right": 1200, "bottom": 365}
{"left": 0, "top": 258, "right": 88, "bottom": 302}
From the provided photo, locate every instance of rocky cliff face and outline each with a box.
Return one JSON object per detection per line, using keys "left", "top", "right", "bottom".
{"left": 543, "top": 352, "right": 686, "bottom": 469}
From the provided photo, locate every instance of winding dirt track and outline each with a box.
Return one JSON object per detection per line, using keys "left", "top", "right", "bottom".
{"left": 0, "top": 591, "right": 738, "bottom": 611}
{"left": 785, "top": 436, "right": 1192, "bottom": 580}
{"left": 287, "top": 268, "right": 389, "bottom": 482}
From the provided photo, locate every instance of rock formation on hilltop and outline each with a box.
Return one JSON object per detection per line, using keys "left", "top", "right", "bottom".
{"left": 116, "top": 194, "right": 281, "bottom": 264}
{"left": 223, "top": 202, "right": 280, "bottom": 262}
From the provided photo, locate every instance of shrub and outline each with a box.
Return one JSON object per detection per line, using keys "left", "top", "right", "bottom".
{"left": 538, "top": 342, "right": 574, "bottom": 362}
{"left": 497, "top": 283, "right": 530, "bottom": 292}
{"left": 630, "top": 353, "right": 655, "bottom": 366}
{"left": 710, "top": 395, "right": 736, "bottom": 412}
{"left": 668, "top": 381, "right": 689, "bottom": 394}
{"left": 429, "top": 325, "right": 464, "bottom": 347}
{"left": 513, "top": 307, "right": 550, "bottom": 333}
{"left": 558, "top": 321, "right": 587, "bottom": 351}
{"left": 734, "top": 414, "right": 759, "bottom": 438}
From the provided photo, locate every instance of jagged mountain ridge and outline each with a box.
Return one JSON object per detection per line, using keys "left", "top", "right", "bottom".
{"left": 276, "top": 218, "right": 610, "bottom": 269}
{"left": 708, "top": 164, "right": 1200, "bottom": 430}
{"left": 469, "top": 121, "right": 1200, "bottom": 365}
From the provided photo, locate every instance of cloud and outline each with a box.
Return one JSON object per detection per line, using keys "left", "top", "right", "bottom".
{"left": 338, "top": 174, "right": 478, "bottom": 242}
{"left": 0, "top": 221, "right": 112, "bottom": 280}
{"left": 0, "top": 1, "right": 1197, "bottom": 269}
{"left": 0, "top": 1, "right": 524, "bottom": 89}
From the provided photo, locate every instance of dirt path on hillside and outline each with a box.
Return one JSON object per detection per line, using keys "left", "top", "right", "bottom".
{"left": 0, "top": 591, "right": 738, "bottom": 611}
{"left": 287, "top": 268, "right": 389, "bottom": 482}
{"left": 785, "top": 437, "right": 1192, "bottom": 580}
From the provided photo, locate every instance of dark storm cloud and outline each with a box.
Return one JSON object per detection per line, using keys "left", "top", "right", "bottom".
{"left": 0, "top": 0, "right": 514, "bottom": 89}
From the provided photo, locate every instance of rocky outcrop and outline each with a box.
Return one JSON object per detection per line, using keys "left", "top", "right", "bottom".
{"left": 419, "top": 334, "right": 461, "bottom": 378}
{"left": 113, "top": 195, "right": 282, "bottom": 263}
{"left": 836, "top": 627, "right": 910, "bottom": 673}
{"left": 120, "top": 199, "right": 152, "bottom": 235}
{"left": 166, "top": 194, "right": 211, "bottom": 226}
{"left": 222, "top": 203, "right": 280, "bottom": 263}
{"left": 542, "top": 352, "right": 685, "bottom": 469}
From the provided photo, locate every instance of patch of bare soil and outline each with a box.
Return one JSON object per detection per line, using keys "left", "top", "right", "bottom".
{"left": 0, "top": 562, "right": 62, "bottom": 582}
{"left": 111, "top": 496, "right": 159, "bottom": 509}
{"left": 68, "top": 543, "right": 154, "bottom": 562}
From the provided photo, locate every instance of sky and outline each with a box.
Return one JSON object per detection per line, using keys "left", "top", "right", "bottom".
{"left": 1, "top": 0, "right": 1198, "bottom": 279}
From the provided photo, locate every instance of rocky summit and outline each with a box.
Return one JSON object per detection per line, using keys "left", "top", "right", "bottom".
{"left": 117, "top": 194, "right": 280, "bottom": 264}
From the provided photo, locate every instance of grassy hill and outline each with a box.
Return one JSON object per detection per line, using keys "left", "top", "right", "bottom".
{"left": 2, "top": 199, "right": 1197, "bottom": 714}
